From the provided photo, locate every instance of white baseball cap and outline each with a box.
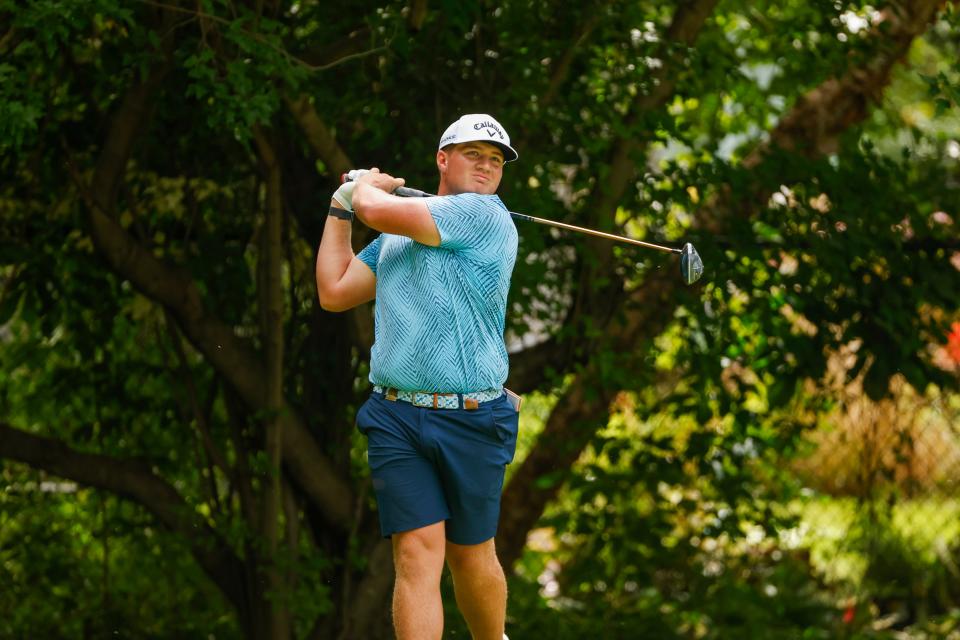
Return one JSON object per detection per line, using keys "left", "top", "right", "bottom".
{"left": 438, "top": 113, "right": 518, "bottom": 162}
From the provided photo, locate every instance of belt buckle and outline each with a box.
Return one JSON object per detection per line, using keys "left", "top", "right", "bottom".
{"left": 415, "top": 392, "right": 457, "bottom": 409}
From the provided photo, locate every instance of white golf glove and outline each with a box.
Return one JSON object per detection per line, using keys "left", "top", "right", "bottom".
{"left": 332, "top": 182, "right": 356, "bottom": 211}
{"left": 344, "top": 169, "right": 370, "bottom": 182}
{"left": 332, "top": 169, "right": 371, "bottom": 211}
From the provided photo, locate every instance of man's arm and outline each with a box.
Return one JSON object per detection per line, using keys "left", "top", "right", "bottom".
{"left": 315, "top": 197, "right": 377, "bottom": 312}
{"left": 353, "top": 172, "right": 441, "bottom": 247}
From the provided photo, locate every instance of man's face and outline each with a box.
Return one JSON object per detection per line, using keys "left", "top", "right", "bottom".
{"left": 437, "top": 142, "right": 505, "bottom": 196}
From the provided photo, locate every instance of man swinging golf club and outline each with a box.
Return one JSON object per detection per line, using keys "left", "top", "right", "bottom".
{"left": 316, "top": 113, "right": 521, "bottom": 640}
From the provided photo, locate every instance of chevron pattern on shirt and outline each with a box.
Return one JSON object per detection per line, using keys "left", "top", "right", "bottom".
{"left": 356, "top": 193, "right": 518, "bottom": 393}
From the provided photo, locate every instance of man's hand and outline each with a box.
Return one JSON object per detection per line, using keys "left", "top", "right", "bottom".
{"left": 352, "top": 168, "right": 405, "bottom": 212}
{"left": 332, "top": 181, "right": 357, "bottom": 211}
{"left": 356, "top": 167, "right": 405, "bottom": 193}
{"left": 349, "top": 168, "right": 439, "bottom": 245}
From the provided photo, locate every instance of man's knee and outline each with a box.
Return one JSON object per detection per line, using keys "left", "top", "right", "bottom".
{"left": 393, "top": 523, "right": 446, "bottom": 581}
{"left": 445, "top": 538, "right": 502, "bottom": 575}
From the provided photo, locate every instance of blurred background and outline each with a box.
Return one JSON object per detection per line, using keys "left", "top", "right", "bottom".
{"left": 1, "top": 0, "right": 959, "bottom": 638}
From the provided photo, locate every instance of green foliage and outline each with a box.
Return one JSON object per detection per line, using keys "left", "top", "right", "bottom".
{"left": 2, "top": 0, "right": 959, "bottom": 637}
{"left": 919, "top": 61, "right": 960, "bottom": 117}
{"left": 501, "top": 397, "right": 837, "bottom": 639}
{"left": 0, "top": 0, "right": 136, "bottom": 153}
{"left": 0, "top": 478, "right": 238, "bottom": 638}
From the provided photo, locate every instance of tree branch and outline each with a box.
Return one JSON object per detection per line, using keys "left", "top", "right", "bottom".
{"left": 499, "top": 0, "right": 950, "bottom": 571}
{"left": 509, "top": 0, "right": 721, "bottom": 394}
{"left": 0, "top": 422, "right": 247, "bottom": 612}
{"left": 593, "top": 0, "right": 721, "bottom": 222}
{"left": 334, "top": 539, "right": 395, "bottom": 640}
{"left": 540, "top": 12, "right": 604, "bottom": 110}
{"left": 72, "top": 65, "right": 355, "bottom": 529}
{"left": 498, "top": 269, "right": 676, "bottom": 568}
{"left": 407, "top": 0, "right": 428, "bottom": 31}
{"left": 699, "top": 0, "right": 948, "bottom": 234}
{"left": 745, "top": 0, "right": 945, "bottom": 167}
{"left": 506, "top": 336, "right": 570, "bottom": 393}
{"left": 252, "top": 125, "right": 292, "bottom": 639}
{"left": 298, "top": 26, "right": 374, "bottom": 68}
{"left": 285, "top": 95, "right": 352, "bottom": 178}
{"left": 0, "top": 26, "right": 20, "bottom": 55}
{"left": 284, "top": 97, "right": 380, "bottom": 358}
{"left": 134, "top": 0, "right": 387, "bottom": 72}
{"left": 162, "top": 313, "right": 230, "bottom": 512}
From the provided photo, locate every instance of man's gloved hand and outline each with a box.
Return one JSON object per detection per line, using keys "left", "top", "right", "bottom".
{"left": 356, "top": 168, "right": 405, "bottom": 193}
{"left": 344, "top": 169, "right": 370, "bottom": 182}
{"left": 333, "top": 168, "right": 406, "bottom": 212}
{"left": 331, "top": 169, "right": 371, "bottom": 211}
{"left": 332, "top": 181, "right": 357, "bottom": 211}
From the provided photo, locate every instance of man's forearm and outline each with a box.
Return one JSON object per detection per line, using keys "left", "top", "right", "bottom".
{"left": 316, "top": 198, "right": 355, "bottom": 298}
{"left": 353, "top": 183, "right": 396, "bottom": 226}
{"left": 353, "top": 183, "right": 440, "bottom": 246}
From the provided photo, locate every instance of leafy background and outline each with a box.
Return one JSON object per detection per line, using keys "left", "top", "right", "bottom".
{"left": 2, "top": 0, "right": 959, "bottom": 638}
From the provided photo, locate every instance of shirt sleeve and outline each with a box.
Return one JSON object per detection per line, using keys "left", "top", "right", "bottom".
{"left": 356, "top": 235, "right": 382, "bottom": 275}
{"left": 426, "top": 193, "right": 514, "bottom": 257}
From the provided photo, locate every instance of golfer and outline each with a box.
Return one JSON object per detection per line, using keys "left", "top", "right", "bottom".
{"left": 316, "top": 113, "right": 521, "bottom": 640}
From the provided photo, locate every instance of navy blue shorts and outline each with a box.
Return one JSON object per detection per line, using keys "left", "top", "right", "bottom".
{"left": 355, "top": 391, "right": 520, "bottom": 545}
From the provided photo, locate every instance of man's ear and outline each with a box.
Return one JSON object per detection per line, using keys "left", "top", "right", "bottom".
{"left": 436, "top": 149, "right": 448, "bottom": 173}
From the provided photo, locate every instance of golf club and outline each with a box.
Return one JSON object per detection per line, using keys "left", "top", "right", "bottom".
{"left": 341, "top": 171, "right": 704, "bottom": 285}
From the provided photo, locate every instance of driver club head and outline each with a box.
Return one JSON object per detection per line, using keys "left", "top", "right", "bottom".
{"left": 680, "top": 243, "right": 704, "bottom": 285}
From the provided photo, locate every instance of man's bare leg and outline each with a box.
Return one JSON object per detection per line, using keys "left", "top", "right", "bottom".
{"left": 445, "top": 538, "right": 507, "bottom": 640}
{"left": 392, "top": 522, "right": 446, "bottom": 640}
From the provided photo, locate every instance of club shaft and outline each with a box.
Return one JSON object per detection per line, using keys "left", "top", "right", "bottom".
{"left": 509, "top": 212, "right": 681, "bottom": 254}
{"left": 348, "top": 181, "right": 681, "bottom": 254}
{"left": 389, "top": 186, "right": 681, "bottom": 254}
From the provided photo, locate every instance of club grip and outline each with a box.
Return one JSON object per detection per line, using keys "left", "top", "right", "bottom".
{"left": 394, "top": 186, "right": 431, "bottom": 198}
{"left": 340, "top": 171, "right": 433, "bottom": 198}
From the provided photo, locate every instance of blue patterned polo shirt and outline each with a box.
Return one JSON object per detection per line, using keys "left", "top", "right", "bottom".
{"left": 356, "top": 193, "right": 518, "bottom": 393}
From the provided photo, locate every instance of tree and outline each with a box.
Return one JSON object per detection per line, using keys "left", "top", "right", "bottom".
{"left": 2, "top": 0, "right": 958, "bottom": 637}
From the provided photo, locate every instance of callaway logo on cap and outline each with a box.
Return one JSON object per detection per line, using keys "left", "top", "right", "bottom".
{"left": 438, "top": 113, "right": 518, "bottom": 162}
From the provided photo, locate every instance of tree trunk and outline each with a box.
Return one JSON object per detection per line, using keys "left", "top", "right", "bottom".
{"left": 499, "top": 0, "right": 947, "bottom": 573}
{"left": 253, "top": 127, "right": 292, "bottom": 640}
